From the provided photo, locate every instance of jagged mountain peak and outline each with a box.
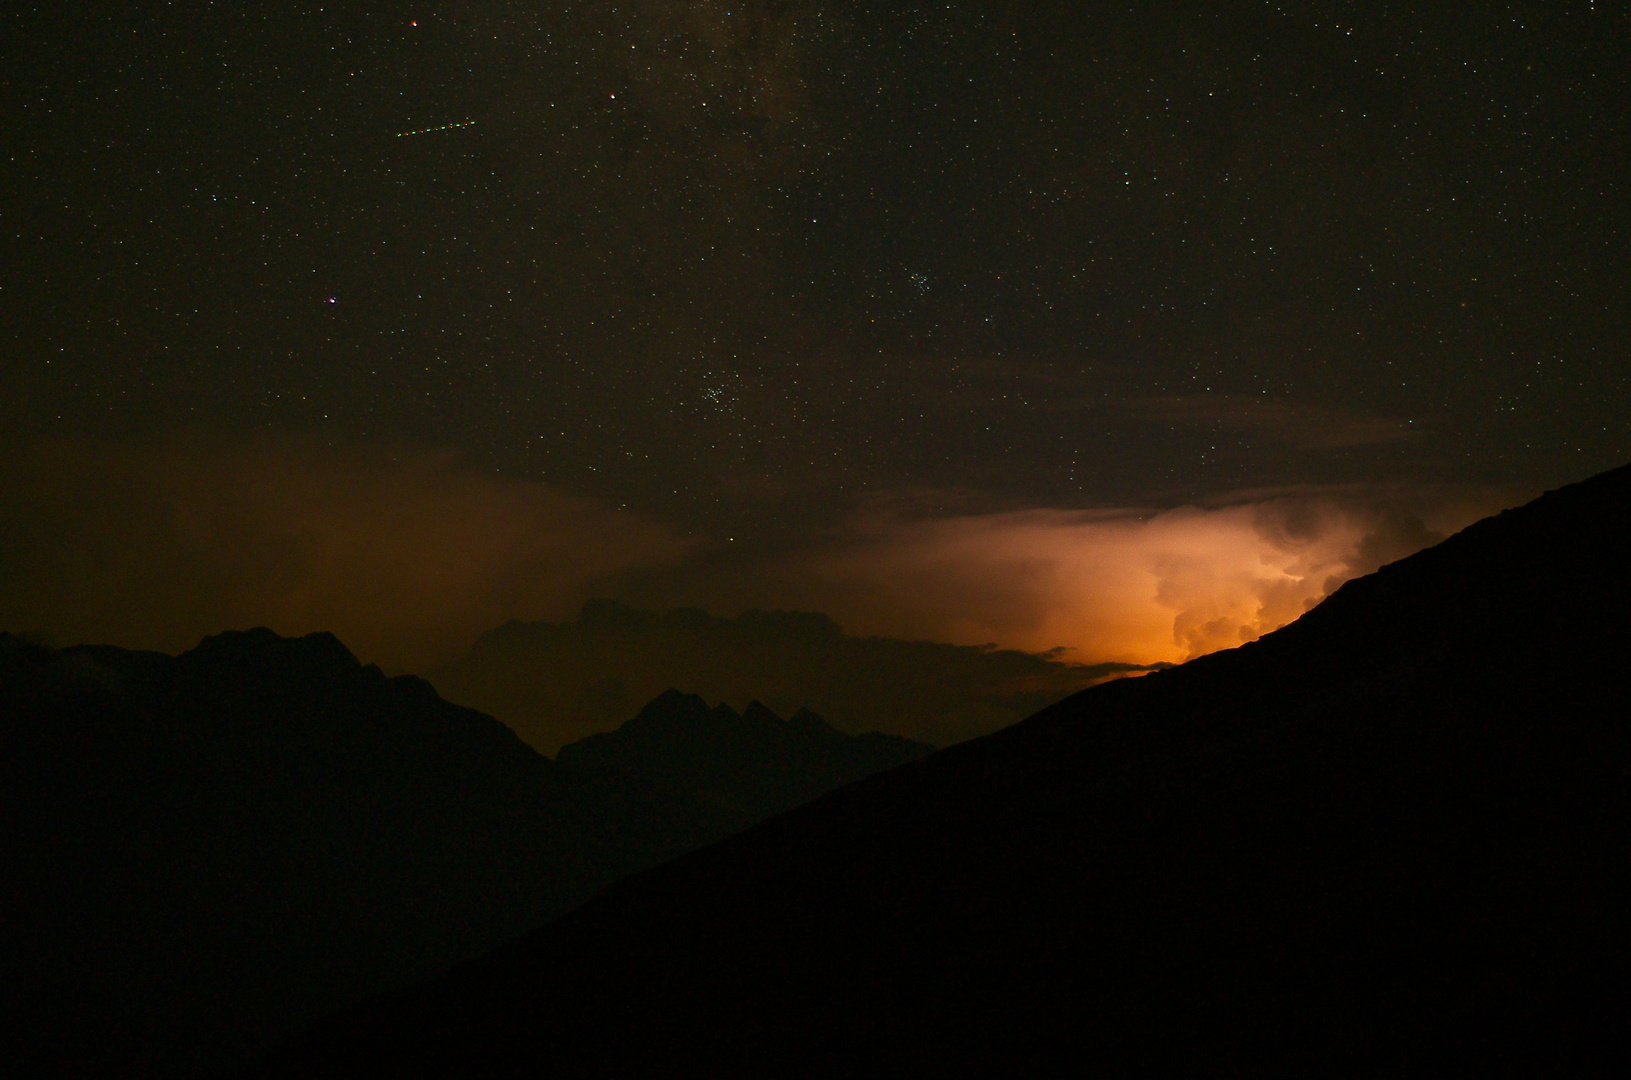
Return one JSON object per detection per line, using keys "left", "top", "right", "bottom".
{"left": 740, "top": 699, "right": 781, "bottom": 726}
{"left": 182, "top": 627, "right": 367, "bottom": 681}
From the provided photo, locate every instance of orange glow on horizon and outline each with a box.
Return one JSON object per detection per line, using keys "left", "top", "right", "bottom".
{"left": 2, "top": 434, "right": 1502, "bottom": 674}
{"left": 767, "top": 496, "right": 1475, "bottom": 666}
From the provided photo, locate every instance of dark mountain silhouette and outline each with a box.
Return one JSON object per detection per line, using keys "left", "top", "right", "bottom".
{"left": 430, "top": 600, "right": 1162, "bottom": 753}
{"left": 269, "top": 462, "right": 1631, "bottom": 1078}
{"left": 0, "top": 632, "right": 923, "bottom": 1079}
{"left": 559, "top": 690, "right": 930, "bottom": 820}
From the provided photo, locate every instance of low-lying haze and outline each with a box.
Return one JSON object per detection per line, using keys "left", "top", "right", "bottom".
{"left": 2, "top": 432, "right": 1512, "bottom": 740}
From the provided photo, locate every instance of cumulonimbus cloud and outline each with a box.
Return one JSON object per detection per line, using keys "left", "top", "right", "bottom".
{"left": 732, "top": 490, "right": 1507, "bottom": 664}
{"left": 0, "top": 434, "right": 694, "bottom": 669}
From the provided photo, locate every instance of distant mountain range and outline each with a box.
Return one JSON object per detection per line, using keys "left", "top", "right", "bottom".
{"left": 0, "top": 635, "right": 928, "bottom": 1079}
{"left": 270, "top": 464, "right": 1631, "bottom": 1077}
{"left": 431, "top": 600, "right": 1164, "bottom": 753}
{"left": 559, "top": 689, "right": 929, "bottom": 820}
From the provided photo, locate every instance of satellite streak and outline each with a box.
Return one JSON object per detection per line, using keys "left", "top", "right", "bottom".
{"left": 397, "top": 120, "right": 476, "bottom": 138}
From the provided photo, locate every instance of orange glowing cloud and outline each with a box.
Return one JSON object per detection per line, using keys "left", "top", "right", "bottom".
{"left": 729, "top": 494, "right": 1500, "bottom": 665}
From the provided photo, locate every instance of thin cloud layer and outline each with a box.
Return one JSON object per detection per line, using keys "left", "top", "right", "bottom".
{"left": 1125, "top": 395, "right": 1416, "bottom": 449}
{"left": 0, "top": 435, "right": 693, "bottom": 669}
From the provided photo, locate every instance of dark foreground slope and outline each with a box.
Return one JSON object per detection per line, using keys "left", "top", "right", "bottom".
{"left": 271, "top": 463, "right": 1631, "bottom": 1078}
{"left": 0, "top": 633, "right": 925, "bottom": 1079}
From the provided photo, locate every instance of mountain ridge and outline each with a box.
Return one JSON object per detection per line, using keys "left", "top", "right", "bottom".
{"left": 558, "top": 689, "right": 931, "bottom": 819}
{"left": 0, "top": 631, "right": 926, "bottom": 1078}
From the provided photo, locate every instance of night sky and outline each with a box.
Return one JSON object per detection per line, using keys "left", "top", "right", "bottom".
{"left": 4, "top": 2, "right": 1628, "bottom": 671}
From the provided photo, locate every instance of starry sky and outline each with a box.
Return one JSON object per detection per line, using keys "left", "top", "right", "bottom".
{"left": 3, "top": 1, "right": 1628, "bottom": 669}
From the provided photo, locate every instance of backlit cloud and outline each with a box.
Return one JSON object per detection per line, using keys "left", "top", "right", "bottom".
{"left": 717, "top": 490, "right": 1506, "bottom": 664}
